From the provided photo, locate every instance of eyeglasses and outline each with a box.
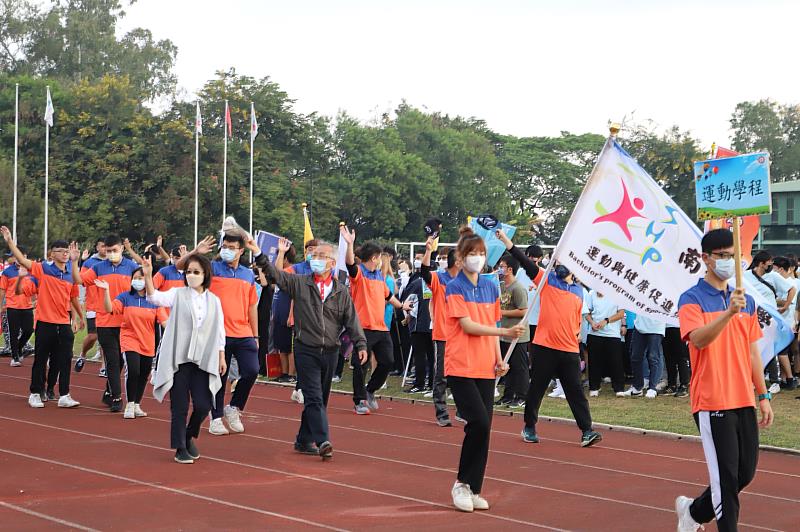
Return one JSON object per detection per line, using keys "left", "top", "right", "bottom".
{"left": 52, "top": 249, "right": 69, "bottom": 254}
{"left": 310, "top": 254, "right": 332, "bottom": 260}
{"left": 710, "top": 252, "right": 735, "bottom": 260}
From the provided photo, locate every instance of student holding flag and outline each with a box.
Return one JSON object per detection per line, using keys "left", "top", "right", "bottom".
{"left": 675, "top": 229, "right": 773, "bottom": 532}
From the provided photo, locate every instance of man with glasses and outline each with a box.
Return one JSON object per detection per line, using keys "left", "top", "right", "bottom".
{"left": 1, "top": 227, "right": 83, "bottom": 408}
{"left": 249, "top": 237, "right": 367, "bottom": 460}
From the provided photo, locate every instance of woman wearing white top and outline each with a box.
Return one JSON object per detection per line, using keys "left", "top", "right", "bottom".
{"left": 584, "top": 290, "right": 626, "bottom": 397}
{"left": 143, "top": 254, "right": 227, "bottom": 464}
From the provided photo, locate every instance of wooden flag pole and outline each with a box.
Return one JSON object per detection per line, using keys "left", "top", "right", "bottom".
{"left": 732, "top": 216, "right": 743, "bottom": 290}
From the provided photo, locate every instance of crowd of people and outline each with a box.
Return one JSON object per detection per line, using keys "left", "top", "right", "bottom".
{"left": 0, "top": 219, "right": 786, "bottom": 530}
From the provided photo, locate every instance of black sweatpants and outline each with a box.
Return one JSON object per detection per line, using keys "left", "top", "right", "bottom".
{"left": 500, "top": 341, "right": 530, "bottom": 401}
{"left": 30, "top": 322, "right": 74, "bottom": 396}
{"left": 97, "top": 327, "right": 123, "bottom": 399}
{"left": 294, "top": 343, "right": 338, "bottom": 445}
{"left": 524, "top": 344, "right": 592, "bottom": 432}
{"left": 352, "top": 329, "right": 393, "bottom": 405}
{"left": 690, "top": 407, "right": 759, "bottom": 532}
{"left": 432, "top": 341, "right": 449, "bottom": 422}
{"left": 586, "top": 335, "right": 624, "bottom": 393}
{"left": 411, "top": 332, "right": 434, "bottom": 389}
{"left": 7, "top": 308, "right": 34, "bottom": 361}
{"left": 448, "top": 376, "right": 494, "bottom": 494}
{"left": 169, "top": 362, "right": 213, "bottom": 450}
{"left": 123, "top": 351, "right": 153, "bottom": 404}
{"left": 663, "top": 327, "right": 690, "bottom": 388}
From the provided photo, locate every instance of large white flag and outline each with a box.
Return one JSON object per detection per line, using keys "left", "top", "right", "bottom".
{"left": 554, "top": 138, "right": 791, "bottom": 366}
{"left": 195, "top": 101, "right": 202, "bottom": 135}
{"left": 44, "top": 87, "right": 54, "bottom": 127}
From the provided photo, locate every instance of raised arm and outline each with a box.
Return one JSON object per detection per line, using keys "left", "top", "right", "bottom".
{"left": 0, "top": 226, "right": 33, "bottom": 270}
{"left": 123, "top": 238, "right": 144, "bottom": 265}
{"left": 496, "top": 229, "right": 539, "bottom": 281}
{"left": 340, "top": 225, "right": 357, "bottom": 273}
{"left": 247, "top": 238, "right": 299, "bottom": 296}
{"left": 175, "top": 235, "right": 216, "bottom": 271}
{"left": 419, "top": 237, "right": 435, "bottom": 285}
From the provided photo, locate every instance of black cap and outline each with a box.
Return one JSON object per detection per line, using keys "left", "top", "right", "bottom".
{"left": 475, "top": 214, "right": 498, "bottom": 230}
{"left": 424, "top": 218, "right": 443, "bottom": 239}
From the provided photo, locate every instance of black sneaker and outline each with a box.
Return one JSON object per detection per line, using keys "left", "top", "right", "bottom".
{"left": 294, "top": 441, "right": 318, "bottom": 455}
{"left": 287, "top": 376, "right": 297, "bottom": 384}
{"left": 186, "top": 438, "right": 200, "bottom": 460}
{"left": 674, "top": 386, "right": 689, "bottom": 398}
{"left": 581, "top": 430, "right": 602, "bottom": 448}
{"left": 46, "top": 390, "right": 56, "bottom": 401}
{"left": 102, "top": 390, "right": 112, "bottom": 406}
{"left": 110, "top": 398, "right": 123, "bottom": 413}
{"left": 494, "top": 398, "right": 512, "bottom": 406}
{"left": 436, "top": 417, "right": 452, "bottom": 427}
{"left": 174, "top": 448, "right": 194, "bottom": 464}
{"left": 74, "top": 357, "right": 85, "bottom": 373}
{"left": 404, "top": 386, "right": 424, "bottom": 394}
{"left": 662, "top": 386, "right": 677, "bottom": 396}
{"left": 318, "top": 441, "right": 333, "bottom": 461}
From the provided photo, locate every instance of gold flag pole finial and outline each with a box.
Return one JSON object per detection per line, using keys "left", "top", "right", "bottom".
{"left": 301, "top": 202, "right": 308, "bottom": 209}
{"left": 609, "top": 122, "right": 622, "bottom": 138}
{"left": 710, "top": 142, "right": 717, "bottom": 158}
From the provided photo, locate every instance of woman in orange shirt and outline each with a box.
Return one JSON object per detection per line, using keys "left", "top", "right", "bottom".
{"left": 444, "top": 227, "right": 524, "bottom": 513}
{"left": 96, "top": 266, "right": 167, "bottom": 419}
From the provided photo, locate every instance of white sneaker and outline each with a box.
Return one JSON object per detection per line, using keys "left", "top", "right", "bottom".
{"left": 447, "top": 393, "right": 453, "bottom": 400}
{"left": 224, "top": 405, "right": 245, "bottom": 433}
{"left": 88, "top": 349, "right": 102, "bottom": 362}
{"left": 123, "top": 402, "right": 136, "bottom": 419}
{"left": 493, "top": 387, "right": 500, "bottom": 398}
{"left": 28, "top": 393, "right": 44, "bottom": 408}
{"left": 134, "top": 403, "right": 148, "bottom": 417}
{"left": 615, "top": 391, "right": 627, "bottom": 398}
{"left": 209, "top": 417, "right": 229, "bottom": 436}
{"left": 423, "top": 391, "right": 434, "bottom": 398}
{"left": 769, "top": 382, "right": 781, "bottom": 395}
{"left": 675, "top": 495, "right": 702, "bottom": 531}
{"left": 589, "top": 390, "right": 599, "bottom": 397}
{"left": 622, "top": 387, "right": 642, "bottom": 397}
{"left": 645, "top": 389, "right": 657, "bottom": 399}
{"left": 291, "top": 389, "right": 305, "bottom": 404}
{"left": 548, "top": 388, "right": 565, "bottom": 399}
{"left": 57, "top": 394, "right": 80, "bottom": 408}
{"left": 602, "top": 377, "right": 611, "bottom": 384}
{"left": 471, "top": 493, "right": 489, "bottom": 511}
{"left": 451, "top": 481, "right": 474, "bottom": 512}
{"left": 10, "top": 358, "right": 22, "bottom": 367}
{"left": 656, "top": 380, "right": 667, "bottom": 391}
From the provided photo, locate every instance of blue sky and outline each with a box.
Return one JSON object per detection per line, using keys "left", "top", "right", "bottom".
{"left": 118, "top": 0, "right": 800, "bottom": 147}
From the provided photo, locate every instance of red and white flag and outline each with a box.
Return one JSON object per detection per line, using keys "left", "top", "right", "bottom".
{"left": 225, "top": 101, "right": 232, "bottom": 139}
{"left": 250, "top": 102, "right": 258, "bottom": 142}
{"left": 195, "top": 101, "right": 202, "bottom": 136}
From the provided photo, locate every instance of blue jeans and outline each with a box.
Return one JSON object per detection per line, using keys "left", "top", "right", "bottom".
{"left": 631, "top": 330, "right": 663, "bottom": 391}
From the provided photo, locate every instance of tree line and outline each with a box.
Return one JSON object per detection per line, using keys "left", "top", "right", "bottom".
{"left": 0, "top": 0, "right": 798, "bottom": 255}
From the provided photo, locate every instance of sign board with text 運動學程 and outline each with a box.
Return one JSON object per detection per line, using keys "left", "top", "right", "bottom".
{"left": 693, "top": 152, "right": 771, "bottom": 221}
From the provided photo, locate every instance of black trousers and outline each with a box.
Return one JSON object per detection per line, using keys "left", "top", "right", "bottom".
{"left": 524, "top": 344, "right": 592, "bottom": 432}
{"left": 123, "top": 351, "right": 153, "bottom": 404}
{"left": 623, "top": 329, "right": 634, "bottom": 376}
{"left": 169, "top": 363, "right": 213, "bottom": 450}
{"left": 7, "top": 308, "right": 34, "bottom": 360}
{"left": 352, "top": 329, "right": 393, "bottom": 404}
{"left": 411, "top": 332, "right": 434, "bottom": 389}
{"left": 587, "top": 335, "right": 624, "bottom": 392}
{"left": 30, "top": 322, "right": 74, "bottom": 396}
{"left": 433, "top": 341, "right": 449, "bottom": 421}
{"left": 663, "top": 327, "right": 691, "bottom": 388}
{"left": 294, "top": 343, "right": 338, "bottom": 445}
{"left": 500, "top": 341, "right": 530, "bottom": 401}
{"left": 449, "top": 376, "right": 494, "bottom": 494}
{"left": 97, "top": 327, "right": 123, "bottom": 399}
{"left": 390, "top": 315, "right": 406, "bottom": 373}
{"left": 212, "top": 337, "right": 259, "bottom": 418}
{"left": 690, "top": 407, "right": 759, "bottom": 532}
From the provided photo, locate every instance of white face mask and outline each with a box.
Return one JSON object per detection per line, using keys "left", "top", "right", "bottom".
{"left": 713, "top": 258, "right": 735, "bottom": 281}
{"left": 185, "top": 273, "right": 204, "bottom": 288}
{"left": 131, "top": 279, "right": 145, "bottom": 292}
{"left": 413, "top": 260, "right": 422, "bottom": 269}
{"left": 464, "top": 255, "right": 486, "bottom": 273}
{"left": 107, "top": 251, "right": 122, "bottom": 264}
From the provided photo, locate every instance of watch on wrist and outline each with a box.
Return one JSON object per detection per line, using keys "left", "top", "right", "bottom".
{"left": 757, "top": 392, "right": 772, "bottom": 402}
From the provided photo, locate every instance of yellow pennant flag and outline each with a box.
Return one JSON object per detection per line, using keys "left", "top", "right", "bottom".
{"left": 302, "top": 203, "right": 314, "bottom": 246}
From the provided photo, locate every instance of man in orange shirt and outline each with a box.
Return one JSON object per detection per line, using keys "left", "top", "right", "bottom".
{"left": 0, "top": 246, "right": 36, "bottom": 367}
{"left": 675, "top": 229, "right": 773, "bottom": 532}
{"left": 340, "top": 227, "right": 412, "bottom": 414}
{"left": 2, "top": 227, "right": 83, "bottom": 409}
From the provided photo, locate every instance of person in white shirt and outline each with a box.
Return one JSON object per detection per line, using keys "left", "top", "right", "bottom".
{"left": 584, "top": 291, "right": 626, "bottom": 397}
{"left": 143, "top": 254, "right": 226, "bottom": 465}
{"left": 768, "top": 256, "right": 798, "bottom": 390}
{"left": 624, "top": 314, "right": 666, "bottom": 398}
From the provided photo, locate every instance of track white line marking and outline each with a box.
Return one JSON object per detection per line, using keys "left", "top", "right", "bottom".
{"left": 0, "top": 500, "right": 100, "bottom": 531}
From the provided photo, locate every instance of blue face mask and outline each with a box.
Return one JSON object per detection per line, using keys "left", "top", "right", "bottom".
{"left": 310, "top": 259, "right": 328, "bottom": 274}
{"left": 713, "top": 258, "right": 735, "bottom": 281}
{"left": 220, "top": 248, "right": 237, "bottom": 264}
{"left": 131, "top": 279, "right": 145, "bottom": 292}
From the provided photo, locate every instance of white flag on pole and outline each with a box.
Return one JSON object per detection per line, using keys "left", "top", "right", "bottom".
{"left": 250, "top": 102, "right": 258, "bottom": 141}
{"left": 44, "top": 87, "right": 54, "bottom": 127}
{"left": 195, "top": 101, "right": 202, "bottom": 135}
{"left": 553, "top": 138, "right": 792, "bottom": 367}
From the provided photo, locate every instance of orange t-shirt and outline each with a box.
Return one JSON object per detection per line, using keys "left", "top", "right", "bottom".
{"left": 532, "top": 270, "right": 587, "bottom": 353}
{"left": 81, "top": 255, "right": 104, "bottom": 314}
{"left": 429, "top": 270, "right": 456, "bottom": 342}
{"left": 111, "top": 292, "right": 168, "bottom": 356}
{"left": 350, "top": 264, "right": 390, "bottom": 332}
{"left": 678, "top": 279, "right": 762, "bottom": 414}
{"left": 29, "top": 261, "right": 79, "bottom": 325}
{"left": 444, "top": 271, "right": 501, "bottom": 379}
{"left": 81, "top": 258, "right": 139, "bottom": 328}
{"left": 1, "top": 264, "right": 36, "bottom": 310}
{"left": 210, "top": 260, "right": 258, "bottom": 338}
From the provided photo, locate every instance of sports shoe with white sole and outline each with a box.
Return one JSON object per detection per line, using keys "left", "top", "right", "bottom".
{"left": 615, "top": 391, "right": 627, "bottom": 398}
{"left": 471, "top": 493, "right": 489, "bottom": 511}
{"left": 224, "top": 405, "right": 245, "bottom": 433}
{"left": 645, "top": 389, "right": 658, "bottom": 399}
{"left": 675, "top": 495, "right": 702, "bottom": 531}
{"left": 621, "top": 387, "right": 642, "bottom": 397}
{"left": 768, "top": 382, "right": 781, "bottom": 395}
{"left": 365, "top": 391, "right": 379, "bottom": 411}
{"left": 57, "top": 394, "right": 80, "bottom": 408}
{"left": 10, "top": 358, "right": 22, "bottom": 367}
{"left": 548, "top": 389, "right": 566, "bottom": 399}
{"left": 291, "top": 389, "right": 305, "bottom": 404}
{"left": 134, "top": 404, "right": 148, "bottom": 417}
{"left": 209, "top": 417, "right": 229, "bottom": 435}
{"left": 28, "top": 393, "right": 44, "bottom": 408}
{"left": 354, "top": 401, "right": 370, "bottom": 415}
{"left": 124, "top": 402, "right": 136, "bottom": 419}
{"left": 423, "top": 390, "right": 434, "bottom": 398}
{"left": 451, "top": 481, "right": 474, "bottom": 512}
{"left": 589, "top": 390, "right": 599, "bottom": 397}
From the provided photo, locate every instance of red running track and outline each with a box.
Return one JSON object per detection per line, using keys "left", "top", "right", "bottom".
{"left": 0, "top": 365, "right": 798, "bottom": 531}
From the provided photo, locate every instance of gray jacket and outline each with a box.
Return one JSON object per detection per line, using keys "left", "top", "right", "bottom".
{"left": 256, "top": 255, "right": 367, "bottom": 352}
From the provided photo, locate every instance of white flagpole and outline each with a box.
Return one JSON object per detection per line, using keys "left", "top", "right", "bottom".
{"left": 194, "top": 100, "right": 200, "bottom": 247}
{"left": 223, "top": 99, "right": 228, "bottom": 222}
{"left": 13, "top": 83, "right": 19, "bottom": 241}
{"left": 44, "top": 87, "right": 50, "bottom": 257}
{"left": 249, "top": 101, "right": 254, "bottom": 238}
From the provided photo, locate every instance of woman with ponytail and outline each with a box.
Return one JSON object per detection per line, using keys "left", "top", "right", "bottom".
{"left": 445, "top": 226, "right": 525, "bottom": 513}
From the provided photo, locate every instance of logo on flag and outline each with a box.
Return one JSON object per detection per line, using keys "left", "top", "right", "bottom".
{"left": 195, "top": 101, "right": 203, "bottom": 136}
{"left": 44, "top": 87, "right": 54, "bottom": 127}
{"left": 250, "top": 102, "right": 258, "bottom": 141}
